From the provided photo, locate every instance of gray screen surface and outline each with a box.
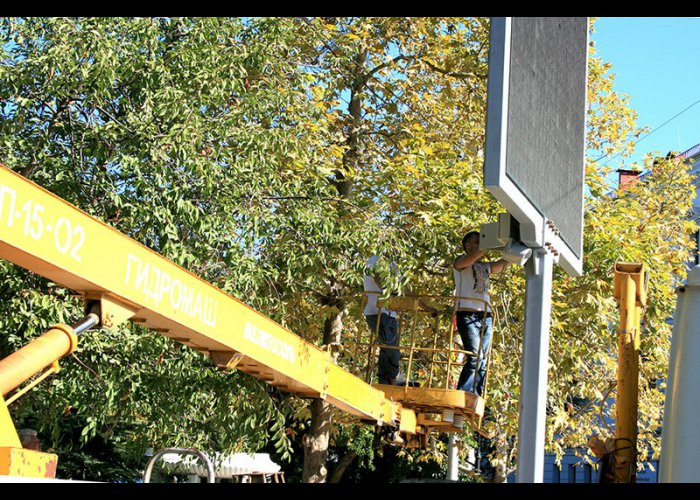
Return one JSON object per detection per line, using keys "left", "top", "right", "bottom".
{"left": 505, "top": 17, "right": 587, "bottom": 259}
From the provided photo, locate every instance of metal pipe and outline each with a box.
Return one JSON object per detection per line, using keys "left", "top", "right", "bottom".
{"left": 404, "top": 302, "right": 420, "bottom": 389}
{"left": 360, "top": 342, "right": 475, "bottom": 356}
{"left": 428, "top": 315, "right": 440, "bottom": 387}
{"left": 446, "top": 297, "right": 457, "bottom": 389}
{"left": 72, "top": 313, "right": 100, "bottom": 335}
{"left": 446, "top": 433, "right": 459, "bottom": 481}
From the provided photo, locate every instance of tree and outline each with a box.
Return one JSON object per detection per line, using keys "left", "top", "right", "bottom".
{"left": 0, "top": 16, "right": 500, "bottom": 483}
{"left": 0, "top": 16, "right": 326, "bottom": 480}
{"left": 260, "top": 17, "right": 496, "bottom": 482}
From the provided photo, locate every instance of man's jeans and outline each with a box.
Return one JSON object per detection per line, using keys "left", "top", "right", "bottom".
{"left": 455, "top": 311, "right": 492, "bottom": 395}
{"left": 365, "top": 313, "right": 400, "bottom": 384}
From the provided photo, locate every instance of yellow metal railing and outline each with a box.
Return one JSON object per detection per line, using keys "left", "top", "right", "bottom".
{"left": 356, "top": 293, "right": 496, "bottom": 396}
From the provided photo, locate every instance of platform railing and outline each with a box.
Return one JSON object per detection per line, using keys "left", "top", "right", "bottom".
{"left": 356, "top": 293, "right": 496, "bottom": 396}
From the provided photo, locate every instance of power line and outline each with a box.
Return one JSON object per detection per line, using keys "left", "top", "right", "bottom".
{"left": 596, "top": 96, "right": 700, "bottom": 167}
{"left": 636, "top": 97, "right": 700, "bottom": 146}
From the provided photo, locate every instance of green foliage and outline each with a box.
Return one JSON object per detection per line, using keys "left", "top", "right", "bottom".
{"left": 0, "top": 16, "right": 309, "bottom": 480}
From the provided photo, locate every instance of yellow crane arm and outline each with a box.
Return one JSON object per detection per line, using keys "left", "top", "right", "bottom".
{"left": 0, "top": 164, "right": 412, "bottom": 430}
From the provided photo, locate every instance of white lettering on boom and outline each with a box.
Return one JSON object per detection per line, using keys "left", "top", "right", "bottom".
{"left": 243, "top": 322, "right": 296, "bottom": 364}
{"left": 125, "top": 253, "right": 218, "bottom": 328}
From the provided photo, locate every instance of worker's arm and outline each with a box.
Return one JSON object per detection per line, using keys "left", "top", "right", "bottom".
{"left": 455, "top": 253, "right": 511, "bottom": 275}
{"left": 453, "top": 250, "right": 486, "bottom": 271}
{"left": 490, "top": 258, "right": 512, "bottom": 274}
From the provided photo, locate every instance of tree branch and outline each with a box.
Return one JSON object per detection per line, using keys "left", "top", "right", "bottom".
{"left": 358, "top": 54, "right": 412, "bottom": 89}
{"left": 261, "top": 195, "right": 372, "bottom": 220}
{"left": 422, "top": 59, "right": 487, "bottom": 80}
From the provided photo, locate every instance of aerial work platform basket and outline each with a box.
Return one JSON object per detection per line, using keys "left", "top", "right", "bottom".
{"left": 355, "top": 293, "right": 494, "bottom": 445}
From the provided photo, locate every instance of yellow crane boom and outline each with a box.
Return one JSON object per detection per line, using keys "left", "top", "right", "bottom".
{"left": 0, "top": 164, "right": 481, "bottom": 478}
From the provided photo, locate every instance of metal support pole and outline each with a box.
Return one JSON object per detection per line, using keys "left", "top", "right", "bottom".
{"left": 660, "top": 265, "right": 700, "bottom": 482}
{"left": 516, "top": 248, "right": 553, "bottom": 483}
{"left": 446, "top": 433, "right": 459, "bottom": 481}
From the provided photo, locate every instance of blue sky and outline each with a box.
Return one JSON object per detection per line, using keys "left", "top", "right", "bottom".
{"left": 591, "top": 17, "right": 700, "bottom": 170}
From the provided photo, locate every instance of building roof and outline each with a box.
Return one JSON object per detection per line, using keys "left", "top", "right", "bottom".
{"left": 679, "top": 142, "right": 700, "bottom": 161}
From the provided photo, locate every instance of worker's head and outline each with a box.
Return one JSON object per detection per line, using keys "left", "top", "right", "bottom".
{"left": 462, "top": 231, "right": 480, "bottom": 254}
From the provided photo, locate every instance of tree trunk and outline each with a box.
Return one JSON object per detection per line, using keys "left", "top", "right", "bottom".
{"left": 301, "top": 307, "right": 344, "bottom": 483}
{"left": 492, "top": 433, "right": 510, "bottom": 483}
{"left": 302, "top": 398, "right": 333, "bottom": 483}
{"left": 301, "top": 46, "right": 367, "bottom": 484}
